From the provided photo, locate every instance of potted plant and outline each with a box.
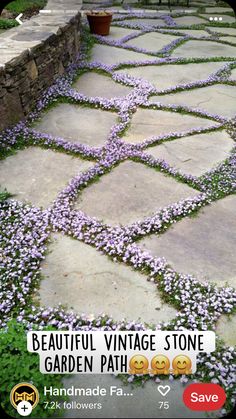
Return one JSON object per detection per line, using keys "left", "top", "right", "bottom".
{"left": 86, "top": 10, "right": 113, "bottom": 36}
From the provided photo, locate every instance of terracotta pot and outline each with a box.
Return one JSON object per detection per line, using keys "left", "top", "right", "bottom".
{"left": 86, "top": 12, "right": 113, "bottom": 36}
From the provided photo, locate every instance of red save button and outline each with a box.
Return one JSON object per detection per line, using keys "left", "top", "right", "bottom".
{"left": 183, "top": 383, "right": 226, "bottom": 411}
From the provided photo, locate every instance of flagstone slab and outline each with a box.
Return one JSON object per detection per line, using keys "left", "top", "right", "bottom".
{"left": 173, "top": 16, "right": 207, "bottom": 26}
{"left": 151, "top": 84, "right": 236, "bottom": 118}
{"left": 223, "top": 36, "right": 236, "bottom": 45}
{"left": 123, "top": 109, "right": 217, "bottom": 144}
{"left": 107, "top": 26, "right": 141, "bottom": 40}
{"left": 89, "top": 44, "right": 152, "bottom": 65}
{"left": 75, "top": 161, "right": 198, "bottom": 226}
{"left": 229, "top": 67, "right": 236, "bottom": 80}
{"left": 0, "top": 147, "right": 93, "bottom": 208}
{"left": 206, "top": 26, "right": 236, "bottom": 36}
{"left": 121, "top": 18, "right": 166, "bottom": 27}
{"left": 40, "top": 234, "right": 176, "bottom": 324}
{"left": 144, "top": 130, "right": 234, "bottom": 176}
{"left": 216, "top": 315, "right": 236, "bottom": 347}
{"left": 205, "top": 7, "right": 233, "bottom": 13}
{"left": 33, "top": 104, "right": 117, "bottom": 147}
{"left": 140, "top": 195, "right": 236, "bottom": 287}
{"left": 200, "top": 14, "right": 236, "bottom": 23}
{"left": 125, "top": 32, "right": 181, "bottom": 52}
{"left": 63, "top": 375, "right": 207, "bottom": 418}
{"left": 170, "top": 29, "right": 210, "bottom": 38}
{"left": 172, "top": 39, "right": 236, "bottom": 58}
{"left": 115, "top": 61, "right": 227, "bottom": 91}
{"left": 73, "top": 72, "right": 132, "bottom": 99}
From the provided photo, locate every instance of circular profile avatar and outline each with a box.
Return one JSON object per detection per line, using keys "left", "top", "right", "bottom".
{"left": 10, "top": 382, "right": 39, "bottom": 412}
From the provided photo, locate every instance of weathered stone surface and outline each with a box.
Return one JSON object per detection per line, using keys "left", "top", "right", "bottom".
{"left": 121, "top": 18, "right": 166, "bottom": 27}
{"left": 174, "top": 16, "right": 207, "bottom": 26}
{"left": 0, "top": 147, "right": 93, "bottom": 208}
{"left": 144, "top": 130, "right": 234, "bottom": 176}
{"left": 229, "top": 67, "right": 236, "bottom": 80}
{"left": 107, "top": 26, "right": 140, "bottom": 40}
{"left": 216, "top": 315, "right": 236, "bottom": 347}
{"left": 90, "top": 44, "right": 151, "bottom": 65}
{"left": 151, "top": 84, "right": 236, "bottom": 118}
{"left": 140, "top": 196, "right": 236, "bottom": 287}
{"left": 172, "top": 39, "right": 236, "bottom": 58}
{"left": 205, "top": 7, "right": 233, "bottom": 13}
{"left": 125, "top": 31, "right": 180, "bottom": 52}
{"left": 115, "top": 61, "right": 227, "bottom": 91}
{"left": 40, "top": 234, "right": 176, "bottom": 324}
{"left": 63, "top": 375, "right": 207, "bottom": 418}
{"left": 206, "top": 26, "right": 236, "bottom": 36}
{"left": 200, "top": 14, "right": 236, "bottom": 23}
{"left": 73, "top": 72, "right": 132, "bottom": 98}
{"left": 34, "top": 103, "right": 117, "bottom": 146}
{"left": 75, "top": 161, "right": 197, "bottom": 226}
{"left": 170, "top": 29, "right": 210, "bottom": 38}
{"left": 123, "top": 109, "right": 217, "bottom": 144}
{"left": 223, "top": 36, "right": 236, "bottom": 45}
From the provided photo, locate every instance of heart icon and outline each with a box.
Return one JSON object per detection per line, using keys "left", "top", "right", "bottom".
{"left": 157, "top": 385, "right": 171, "bottom": 397}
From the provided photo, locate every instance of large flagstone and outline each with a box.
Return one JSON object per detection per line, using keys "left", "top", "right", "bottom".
{"left": 229, "top": 67, "right": 236, "bottom": 80}
{"left": 125, "top": 32, "right": 182, "bottom": 52}
{"left": 73, "top": 72, "right": 132, "bottom": 99}
{"left": 206, "top": 26, "right": 236, "bottom": 36}
{"left": 39, "top": 234, "right": 176, "bottom": 324}
{"left": 169, "top": 29, "right": 210, "bottom": 38}
{"left": 107, "top": 26, "right": 141, "bottom": 40}
{"left": 144, "top": 130, "right": 234, "bottom": 176}
{"left": 121, "top": 18, "right": 166, "bottom": 27}
{"left": 140, "top": 195, "right": 236, "bottom": 287}
{"left": 33, "top": 103, "right": 117, "bottom": 147}
{"left": 173, "top": 16, "right": 207, "bottom": 26}
{"left": 75, "top": 161, "right": 198, "bottom": 226}
{"left": 150, "top": 84, "right": 236, "bottom": 118}
{"left": 115, "top": 61, "right": 228, "bottom": 91}
{"left": 89, "top": 44, "right": 152, "bottom": 65}
{"left": 0, "top": 147, "right": 93, "bottom": 208}
{"left": 172, "top": 39, "right": 236, "bottom": 58}
{"left": 200, "top": 14, "right": 236, "bottom": 23}
{"left": 123, "top": 109, "right": 218, "bottom": 144}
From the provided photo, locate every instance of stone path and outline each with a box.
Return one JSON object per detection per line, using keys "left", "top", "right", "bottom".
{"left": 1, "top": 0, "right": 236, "bottom": 417}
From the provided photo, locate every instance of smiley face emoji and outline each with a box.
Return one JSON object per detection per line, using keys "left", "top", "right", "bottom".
{"left": 151, "top": 354, "right": 170, "bottom": 375}
{"left": 172, "top": 355, "right": 192, "bottom": 375}
{"left": 129, "top": 355, "right": 149, "bottom": 374}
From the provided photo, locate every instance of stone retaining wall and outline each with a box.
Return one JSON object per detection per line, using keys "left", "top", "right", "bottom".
{"left": 0, "top": 0, "right": 82, "bottom": 131}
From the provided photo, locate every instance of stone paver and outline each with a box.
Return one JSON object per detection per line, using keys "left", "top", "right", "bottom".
{"left": 73, "top": 72, "right": 132, "bottom": 99}
{"left": 75, "top": 161, "right": 198, "bottom": 226}
{"left": 200, "top": 14, "right": 236, "bottom": 23}
{"left": 173, "top": 39, "right": 236, "bottom": 58}
{"left": 0, "top": 147, "right": 93, "bottom": 208}
{"left": 34, "top": 103, "right": 117, "bottom": 147}
{"left": 121, "top": 18, "right": 166, "bottom": 27}
{"left": 174, "top": 16, "right": 208, "bottom": 26}
{"left": 206, "top": 26, "right": 236, "bottom": 36}
{"left": 116, "top": 61, "right": 228, "bottom": 91}
{"left": 144, "top": 130, "right": 234, "bottom": 176}
{"left": 222, "top": 36, "right": 236, "bottom": 45}
{"left": 150, "top": 84, "right": 236, "bottom": 118}
{"left": 107, "top": 26, "right": 141, "bottom": 40}
{"left": 40, "top": 234, "right": 176, "bottom": 324}
{"left": 63, "top": 375, "right": 208, "bottom": 418}
{"left": 125, "top": 32, "right": 181, "bottom": 52}
{"left": 205, "top": 7, "right": 233, "bottom": 13}
{"left": 216, "top": 315, "right": 236, "bottom": 347}
{"left": 123, "top": 109, "right": 218, "bottom": 144}
{"left": 229, "top": 67, "right": 236, "bottom": 80}
{"left": 140, "top": 195, "right": 236, "bottom": 287}
{"left": 90, "top": 44, "right": 151, "bottom": 65}
{"left": 170, "top": 29, "right": 210, "bottom": 38}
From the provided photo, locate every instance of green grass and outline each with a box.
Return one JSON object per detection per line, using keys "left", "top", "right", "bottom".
{"left": 0, "top": 17, "right": 17, "bottom": 29}
{"left": 6, "top": 0, "right": 46, "bottom": 14}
